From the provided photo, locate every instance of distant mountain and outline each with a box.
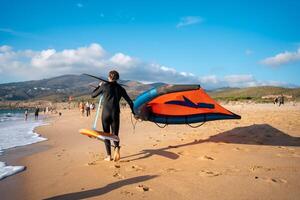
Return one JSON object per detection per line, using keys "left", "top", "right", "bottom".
{"left": 0, "top": 75, "right": 299, "bottom": 102}
{"left": 0, "top": 74, "right": 162, "bottom": 101}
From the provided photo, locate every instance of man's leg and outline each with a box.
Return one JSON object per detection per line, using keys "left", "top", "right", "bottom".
{"left": 111, "top": 114, "right": 120, "bottom": 161}
{"left": 102, "top": 114, "right": 112, "bottom": 160}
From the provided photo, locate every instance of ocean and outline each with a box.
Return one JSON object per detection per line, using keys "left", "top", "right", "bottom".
{"left": 0, "top": 109, "right": 47, "bottom": 180}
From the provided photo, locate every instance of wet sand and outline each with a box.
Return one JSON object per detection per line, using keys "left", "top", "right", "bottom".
{"left": 0, "top": 103, "right": 300, "bottom": 200}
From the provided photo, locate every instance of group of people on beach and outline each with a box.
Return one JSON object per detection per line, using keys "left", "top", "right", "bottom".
{"left": 24, "top": 107, "right": 40, "bottom": 121}
{"left": 274, "top": 95, "right": 285, "bottom": 106}
{"left": 79, "top": 101, "right": 95, "bottom": 117}
{"left": 24, "top": 106, "right": 58, "bottom": 121}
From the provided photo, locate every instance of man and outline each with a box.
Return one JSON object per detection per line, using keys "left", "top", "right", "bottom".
{"left": 92, "top": 70, "right": 134, "bottom": 161}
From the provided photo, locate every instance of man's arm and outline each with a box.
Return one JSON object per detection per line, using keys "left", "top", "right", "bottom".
{"left": 121, "top": 87, "right": 134, "bottom": 113}
{"left": 91, "top": 83, "right": 104, "bottom": 98}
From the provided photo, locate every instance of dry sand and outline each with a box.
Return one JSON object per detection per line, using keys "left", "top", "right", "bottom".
{"left": 0, "top": 103, "right": 300, "bottom": 200}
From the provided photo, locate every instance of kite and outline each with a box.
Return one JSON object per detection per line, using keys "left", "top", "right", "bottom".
{"left": 133, "top": 84, "right": 241, "bottom": 127}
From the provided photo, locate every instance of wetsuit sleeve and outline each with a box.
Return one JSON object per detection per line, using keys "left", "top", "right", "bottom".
{"left": 121, "top": 87, "right": 134, "bottom": 113}
{"left": 91, "top": 85, "right": 104, "bottom": 98}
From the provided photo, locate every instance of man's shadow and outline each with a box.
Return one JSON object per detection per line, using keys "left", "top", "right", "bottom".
{"left": 44, "top": 175, "right": 157, "bottom": 200}
{"left": 122, "top": 124, "right": 300, "bottom": 162}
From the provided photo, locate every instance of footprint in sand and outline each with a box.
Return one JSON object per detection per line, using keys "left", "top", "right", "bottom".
{"left": 120, "top": 160, "right": 131, "bottom": 163}
{"left": 113, "top": 172, "right": 125, "bottom": 179}
{"left": 163, "top": 168, "right": 181, "bottom": 173}
{"left": 125, "top": 164, "right": 145, "bottom": 172}
{"left": 55, "top": 149, "right": 66, "bottom": 158}
{"left": 224, "top": 167, "right": 241, "bottom": 174}
{"left": 276, "top": 153, "right": 300, "bottom": 158}
{"left": 277, "top": 146, "right": 287, "bottom": 149}
{"left": 233, "top": 147, "right": 249, "bottom": 152}
{"left": 255, "top": 176, "right": 287, "bottom": 184}
{"left": 136, "top": 184, "right": 150, "bottom": 192}
{"left": 199, "top": 155, "right": 215, "bottom": 161}
{"left": 62, "top": 172, "right": 69, "bottom": 176}
{"left": 198, "top": 170, "right": 221, "bottom": 177}
{"left": 121, "top": 190, "right": 134, "bottom": 196}
{"left": 86, "top": 161, "right": 98, "bottom": 166}
{"left": 177, "top": 151, "right": 188, "bottom": 156}
{"left": 249, "top": 165, "right": 272, "bottom": 172}
{"left": 114, "top": 164, "right": 121, "bottom": 168}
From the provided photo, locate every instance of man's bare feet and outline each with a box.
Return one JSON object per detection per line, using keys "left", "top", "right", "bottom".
{"left": 113, "top": 147, "right": 120, "bottom": 162}
{"left": 104, "top": 156, "right": 112, "bottom": 161}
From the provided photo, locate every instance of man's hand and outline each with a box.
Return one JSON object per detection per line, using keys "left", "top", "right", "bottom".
{"left": 133, "top": 114, "right": 139, "bottom": 120}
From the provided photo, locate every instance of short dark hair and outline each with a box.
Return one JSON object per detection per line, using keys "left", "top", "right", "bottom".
{"left": 108, "top": 70, "right": 119, "bottom": 81}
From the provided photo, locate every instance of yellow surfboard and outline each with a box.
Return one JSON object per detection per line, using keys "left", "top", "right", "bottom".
{"left": 79, "top": 128, "right": 119, "bottom": 142}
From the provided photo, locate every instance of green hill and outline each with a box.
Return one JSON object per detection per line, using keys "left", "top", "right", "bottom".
{"left": 209, "top": 86, "right": 300, "bottom": 102}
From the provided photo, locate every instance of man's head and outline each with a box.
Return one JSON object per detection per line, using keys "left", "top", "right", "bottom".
{"left": 108, "top": 70, "right": 119, "bottom": 82}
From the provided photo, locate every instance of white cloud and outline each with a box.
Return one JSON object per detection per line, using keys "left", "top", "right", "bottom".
{"left": 224, "top": 74, "right": 256, "bottom": 87}
{"left": 224, "top": 74, "right": 254, "bottom": 83}
{"left": 200, "top": 75, "right": 218, "bottom": 84}
{"left": 110, "top": 53, "right": 136, "bottom": 67}
{"left": 176, "top": 16, "right": 203, "bottom": 28}
{"left": 0, "top": 43, "right": 296, "bottom": 88}
{"left": 261, "top": 48, "right": 300, "bottom": 66}
{"left": 0, "top": 45, "right": 12, "bottom": 52}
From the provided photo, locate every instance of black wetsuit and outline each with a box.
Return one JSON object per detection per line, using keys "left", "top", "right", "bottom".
{"left": 91, "top": 82, "right": 134, "bottom": 156}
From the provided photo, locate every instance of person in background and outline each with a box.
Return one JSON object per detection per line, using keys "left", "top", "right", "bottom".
{"left": 85, "top": 101, "right": 91, "bottom": 117}
{"left": 24, "top": 109, "right": 28, "bottom": 121}
{"left": 79, "top": 102, "right": 84, "bottom": 116}
{"left": 279, "top": 94, "right": 285, "bottom": 106}
{"left": 89, "top": 102, "right": 94, "bottom": 112}
{"left": 274, "top": 97, "right": 278, "bottom": 105}
{"left": 34, "top": 107, "right": 39, "bottom": 120}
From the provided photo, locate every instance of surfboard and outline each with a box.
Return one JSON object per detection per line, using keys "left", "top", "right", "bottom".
{"left": 79, "top": 128, "right": 119, "bottom": 142}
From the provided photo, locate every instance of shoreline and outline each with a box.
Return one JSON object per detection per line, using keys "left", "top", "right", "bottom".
{"left": 0, "top": 113, "right": 56, "bottom": 180}
{"left": 0, "top": 104, "right": 300, "bottom": 200}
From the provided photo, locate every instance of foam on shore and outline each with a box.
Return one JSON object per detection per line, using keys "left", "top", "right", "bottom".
{"left": 0, "top": 110, "right": 47, "bottom": 180}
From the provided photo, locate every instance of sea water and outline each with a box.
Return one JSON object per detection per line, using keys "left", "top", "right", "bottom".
{"left": 0, "top": 109, "right": 47, "bottom": 180}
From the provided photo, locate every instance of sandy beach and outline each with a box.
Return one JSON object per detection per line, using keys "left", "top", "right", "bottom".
{"left": 0, "top": 103, "right": 300, "bottom": 200}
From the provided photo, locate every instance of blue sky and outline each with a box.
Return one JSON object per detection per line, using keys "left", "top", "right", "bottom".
{"left": 0, "top": 0, "right": 299, "bottom": 88}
